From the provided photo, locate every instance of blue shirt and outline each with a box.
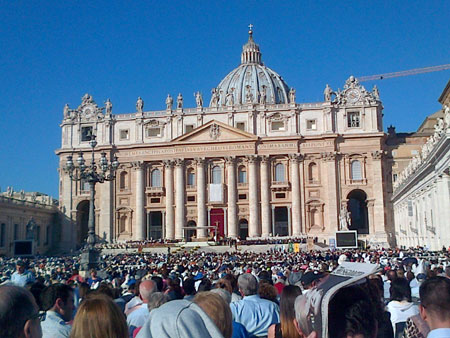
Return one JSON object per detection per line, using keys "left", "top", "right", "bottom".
{"left": 230, "top": 295, "right": 280, "bottom": 337}
{"left": 41, "top": 311, "right": 71, "bottom": 338}
{"left": 11, "top": 270, "right": 35, "bottom": 287}
{"left": 427, "top": 328, "right": 450, "bottom": 338}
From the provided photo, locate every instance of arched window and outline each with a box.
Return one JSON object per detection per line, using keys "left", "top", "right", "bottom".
{"left": 119, "top": 172, "right": 128, "bottom": 189}
{"left": 151, "top": 169, "right": 161, "bottom": 187}
{"left": 211, "top": 165, "right": 221, "bottom": 184}
{"left": 238, "top": 166, "right": 247, "bottom": 184}
{"left": 308, "top": 162, "right": 318, "bottom": 182}
{"left": 351, "top": 160, "right": 362, "bottom": 180}
{"left": 274, "top": 163, "right": 285, "bottom": 182}
{"left": 187, "top": 168, "right": 196, "bottom": 186}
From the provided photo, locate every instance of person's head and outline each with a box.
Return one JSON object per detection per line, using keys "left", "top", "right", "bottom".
{"left": 183, "top": 277, "right": 196, "bottom": 296}
{"left": 258, "top": 281, "right": 278, "bottom": 302}
{"left": 238, "top": 273, "right": 258, "bottom": 296}
{"left": 210, "top": 288, "right": 232, "bottom": 305}
{"left": 139, "top": 280, "right": 157, "bottom": 303}
{"left": 70, "top": 295, "right": 128, "bottom": 338}
{"left": 90, "top": 269, "right": 97, "bottom": 278}
{"left": 386, "top": 269, "right": 397, "bottom": 281}
{"left": 151, "top": 275, "right": 164, "bottom": 292}
{"left": 78, "top": 282, "right": 90, "bottom": 300}
{"left": 214, "top": 278, "right": 233, "bottom": 294}
{"left": 328, "top": 285, "right": 377, "bottom": 338}
{"left": 41, "top": 283, "right": 74, "bottom": 322}
{"left": 16, "top": 260, "right": 26, "bottom": 274}
{"left": 0, "top": 285, "right": 43, "bottom": 338}
{"left": 419, "top": 276, "right": 450, "bottom": 330}
{"left": 194, "top": 292, "right": 232, "bottom": 338}
{"left": 279, "top": 285, "right": 302, "bottom": 338}
{"left": 390, "top": 278, "right": 412, "bottom": 302}
{"left": 223, "top": 273, "right": 238, "bottom": 291}
{"left": 197, "top": 278, "right": 212, "bottom": 292}
{"left": 147, "top": 292, "right": 169, "bottom": 312}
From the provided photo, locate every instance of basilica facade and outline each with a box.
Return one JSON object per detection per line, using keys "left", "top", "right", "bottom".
{"left": 56, "top": 30, "right": 392, "bottom": 249}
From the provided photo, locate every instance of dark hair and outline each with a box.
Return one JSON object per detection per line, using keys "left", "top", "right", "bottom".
{"left": 258, "top": 282, "right": 278, "bottom": 303}
{"left": 183, "top": 277, "right": 196, "bottom": 296}
{"left": 151, "top": 276, "right": 164, "bottom": 292}
{"left": 419, "top": 276, "right": 450, "bottom": 322}
{"left": 0, "top": 285, "right": 38, "bottom": 338}
{"left": 390, "top": 278, "right": 412, "bottom": 302}
{"left": 41, "top": 283, "right": 73, "bottom": 311}
{"left": 198, "top": 278, "right": 212, "bottom": 292}
{"left": 279, "top": 285, "right": 302, "bottom": 338}
{"left": 78, "top": 282, "right": 90, "bottom": 300}
{"left": 328, "top": 285, "right": 377, "bottom": 338}
{"left": 223, "top": 274, "right": 238, "bottom": 291}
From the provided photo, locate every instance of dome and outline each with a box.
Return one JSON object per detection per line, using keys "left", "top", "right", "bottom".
{"left": 210, "top": 28, "right": 291, "bottom": 107}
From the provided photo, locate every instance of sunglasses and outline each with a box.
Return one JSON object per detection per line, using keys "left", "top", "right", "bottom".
{"left": 28, "top": 311, "right": 46, "bottom": 322}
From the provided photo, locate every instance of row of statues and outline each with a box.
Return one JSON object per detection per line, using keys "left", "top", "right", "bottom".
{"left": 323, "top": 83, "right": 380, "bottom": 102}
{"left": 394, "top": 105, "right": 450, "bottom": 190}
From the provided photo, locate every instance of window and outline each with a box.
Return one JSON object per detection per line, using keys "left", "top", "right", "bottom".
{"left": 211, "top": 165, "right": 222, "bottom": 184}
{"left": 271, "top": 121, "right": 285, "bottom": 131}
{"left": 0, "top": 223, "right": 5, "bottom": 247}
{"left": 150, "top": 198, "right": 160, "bottom": 203}
{"left": 275, "top": 193, "right": 286, "bottom": 199}
{"left": 306, "top": 119, "right": 317, "bottom": 130}
{"left": 238, "top": 194, "right": 247, "bottom": 200}
{"left": 308, "top": 162, "right": 318, "bottom": 182}
{"left": 347, "top": 112, "right": 360, "bottom": 128}
{"left": 351, "top": 160, "right": 362, "bottom": 180}
{"left": 119, "top": 216, "right": 127, "bottom": 233}
{"left": 236, "top": 122, "right": 246, "bottom": 131}
{"left": 80, "top": 178, "right": 90, "bottom": 192}
{"left": 185, "top": 125, "right": 195, "bottom": 133}
{"left": 151, "top": 169, "right": 161, "bottom": 187}
{"left": 81, "top": 126, "right": 93, "bottom": 141}
{"left": 411, "top": 150, "right": 419, "bottom": 155}
{"left": 238, "top": 166, "right": 247, "bottom": 183}
{"left": 45, "top": 225, "right": 50, "bottom": 245}
{"left": 393, "top": 173, "right": 398, "bottom": 182}
{"left": 274, "top": 163, "right": 285, "bottom": 182}
{"left": 119, "top": 172, "right": 128, "bottom": 190}
{"left": 187, "top": 196, "right": 196, "bottom": 202}
{"left": 187, "top": 168, "right": 196, "bottom": 186}
{"left": 146, "top": 127, "right": 162, "bottom": 137}
{"left": 119, "top": 129, "right": 129, "bottom": 140}
{"left": 14, "top": 224, "right": 19, "bottom": 240}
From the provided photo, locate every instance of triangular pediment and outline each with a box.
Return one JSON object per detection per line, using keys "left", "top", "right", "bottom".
{"left": 173, "top": 120, "right": 258, "bottom": 143}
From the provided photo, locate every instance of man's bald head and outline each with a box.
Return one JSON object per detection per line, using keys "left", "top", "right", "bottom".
{"left": 139, "top": 280, "right": 157, "bottom": 303}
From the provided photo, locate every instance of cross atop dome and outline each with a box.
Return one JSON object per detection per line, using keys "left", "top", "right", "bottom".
{"left": 241, "top": 24, "right": 262, "bottom": 65}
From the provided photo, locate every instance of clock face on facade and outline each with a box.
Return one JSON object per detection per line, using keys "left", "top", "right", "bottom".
{"left": 84, "top": 108, "right": 92, "bottom": 119}
{"left": 346, "top": 88, "right": 360, "bottom": 103}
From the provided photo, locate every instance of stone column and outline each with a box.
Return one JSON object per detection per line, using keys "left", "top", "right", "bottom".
{"left": 289, "top": 154, "right": 302, "bottom": 236}
{"left": 287, "top": 206, "right": 292, "bottom": 236}
{"left": 226, "top": 157, "right": 238, "bottom": 238}
{"left": 174, "top": 159, "right": 185, "bottom": 240}
{"left": 164, "top": 160, "right": 175, "bottom": 239}
{"left": 196, "top": 158, "right": 207, "bottom": 238}
{"left": 370, "top": 151, "right": 387, "bottom": 239}
{"left": 260, "top": 156, "right": 271, "bottom": 237}
{"left": 271, "top": 205, "right": 276, "bottom": 235}
{"left": 133, "top": 161, "right": 145, "bottom": 240}
{"left": 247, "top": 155, "right": 260, "bottom": 237}
{"left": 322, "top": 152, "right": 339, "bottom": 234}
{"left": 99, "top": 180, "right": 113, "bottom": 242}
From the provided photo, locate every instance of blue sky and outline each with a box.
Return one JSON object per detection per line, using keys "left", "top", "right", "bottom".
{"left": 0, "top": 1, "right": 449, "bottom": 197}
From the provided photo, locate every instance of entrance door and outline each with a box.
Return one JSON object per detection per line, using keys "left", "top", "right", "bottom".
{"left": 148, "top": 211, "right": 163, "bottom": 240}
{"left": 238, "top": 219, "right": 248, "bottom": 239}
{"left": 210, "top": 208, "right": 224, "bottom": 238}
{"left": 186, "top": 220, "right": 197, "bottom": 242}
{"left": 76, "top": 200, "right": 89, "bottom": 247}
{"left": 274, "top": 207, "right": 289, "bottom": 236}
{"left": 347, "top": 190, "right": 369, "bottom": 234}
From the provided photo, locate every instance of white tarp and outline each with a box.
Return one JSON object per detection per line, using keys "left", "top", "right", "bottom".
{"left": 209, "top": 184, "right": 223, "bottom": 202}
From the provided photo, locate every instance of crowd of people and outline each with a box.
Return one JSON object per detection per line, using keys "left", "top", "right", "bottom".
{"left": 0, "top": 245, "right": 449, "bottom": 338}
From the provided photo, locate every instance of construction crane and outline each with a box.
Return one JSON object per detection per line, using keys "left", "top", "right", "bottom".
{"left": 357, "top": 63, "right": 450, "bottom": 82}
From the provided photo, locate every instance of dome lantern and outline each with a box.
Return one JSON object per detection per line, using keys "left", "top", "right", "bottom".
{"left": 241, "top": 24, "right": 262, "bottom": 65}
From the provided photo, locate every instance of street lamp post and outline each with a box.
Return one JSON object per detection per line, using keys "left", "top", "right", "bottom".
{"left": 65, "top": 135, "right": 119, "bottom": 271}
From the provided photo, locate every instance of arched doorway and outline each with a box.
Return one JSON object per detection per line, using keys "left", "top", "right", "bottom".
{"left": 347, "top": 190, "right": 369, "bottom": 234}
{"left": 210, "top": 208, "right": 224, "bottom": 238}
{"left": 76, "top": 200, "right": 89, "bottom": 247}
{"left": 274, "top": 207, "right": 289, "bottom": 236}
{"left": 238, "top": 219, "right": 248, "bottom": 239}
{"left": 186, "top": 220, "right": 196, "bottom": 242}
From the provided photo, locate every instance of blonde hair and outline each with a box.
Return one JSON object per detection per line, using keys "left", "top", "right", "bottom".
{"left": 194, "top": 291, "right": 233, "bottom": 338}
{"left": 70, "top": 295, "right": 128, "bottom": 338}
